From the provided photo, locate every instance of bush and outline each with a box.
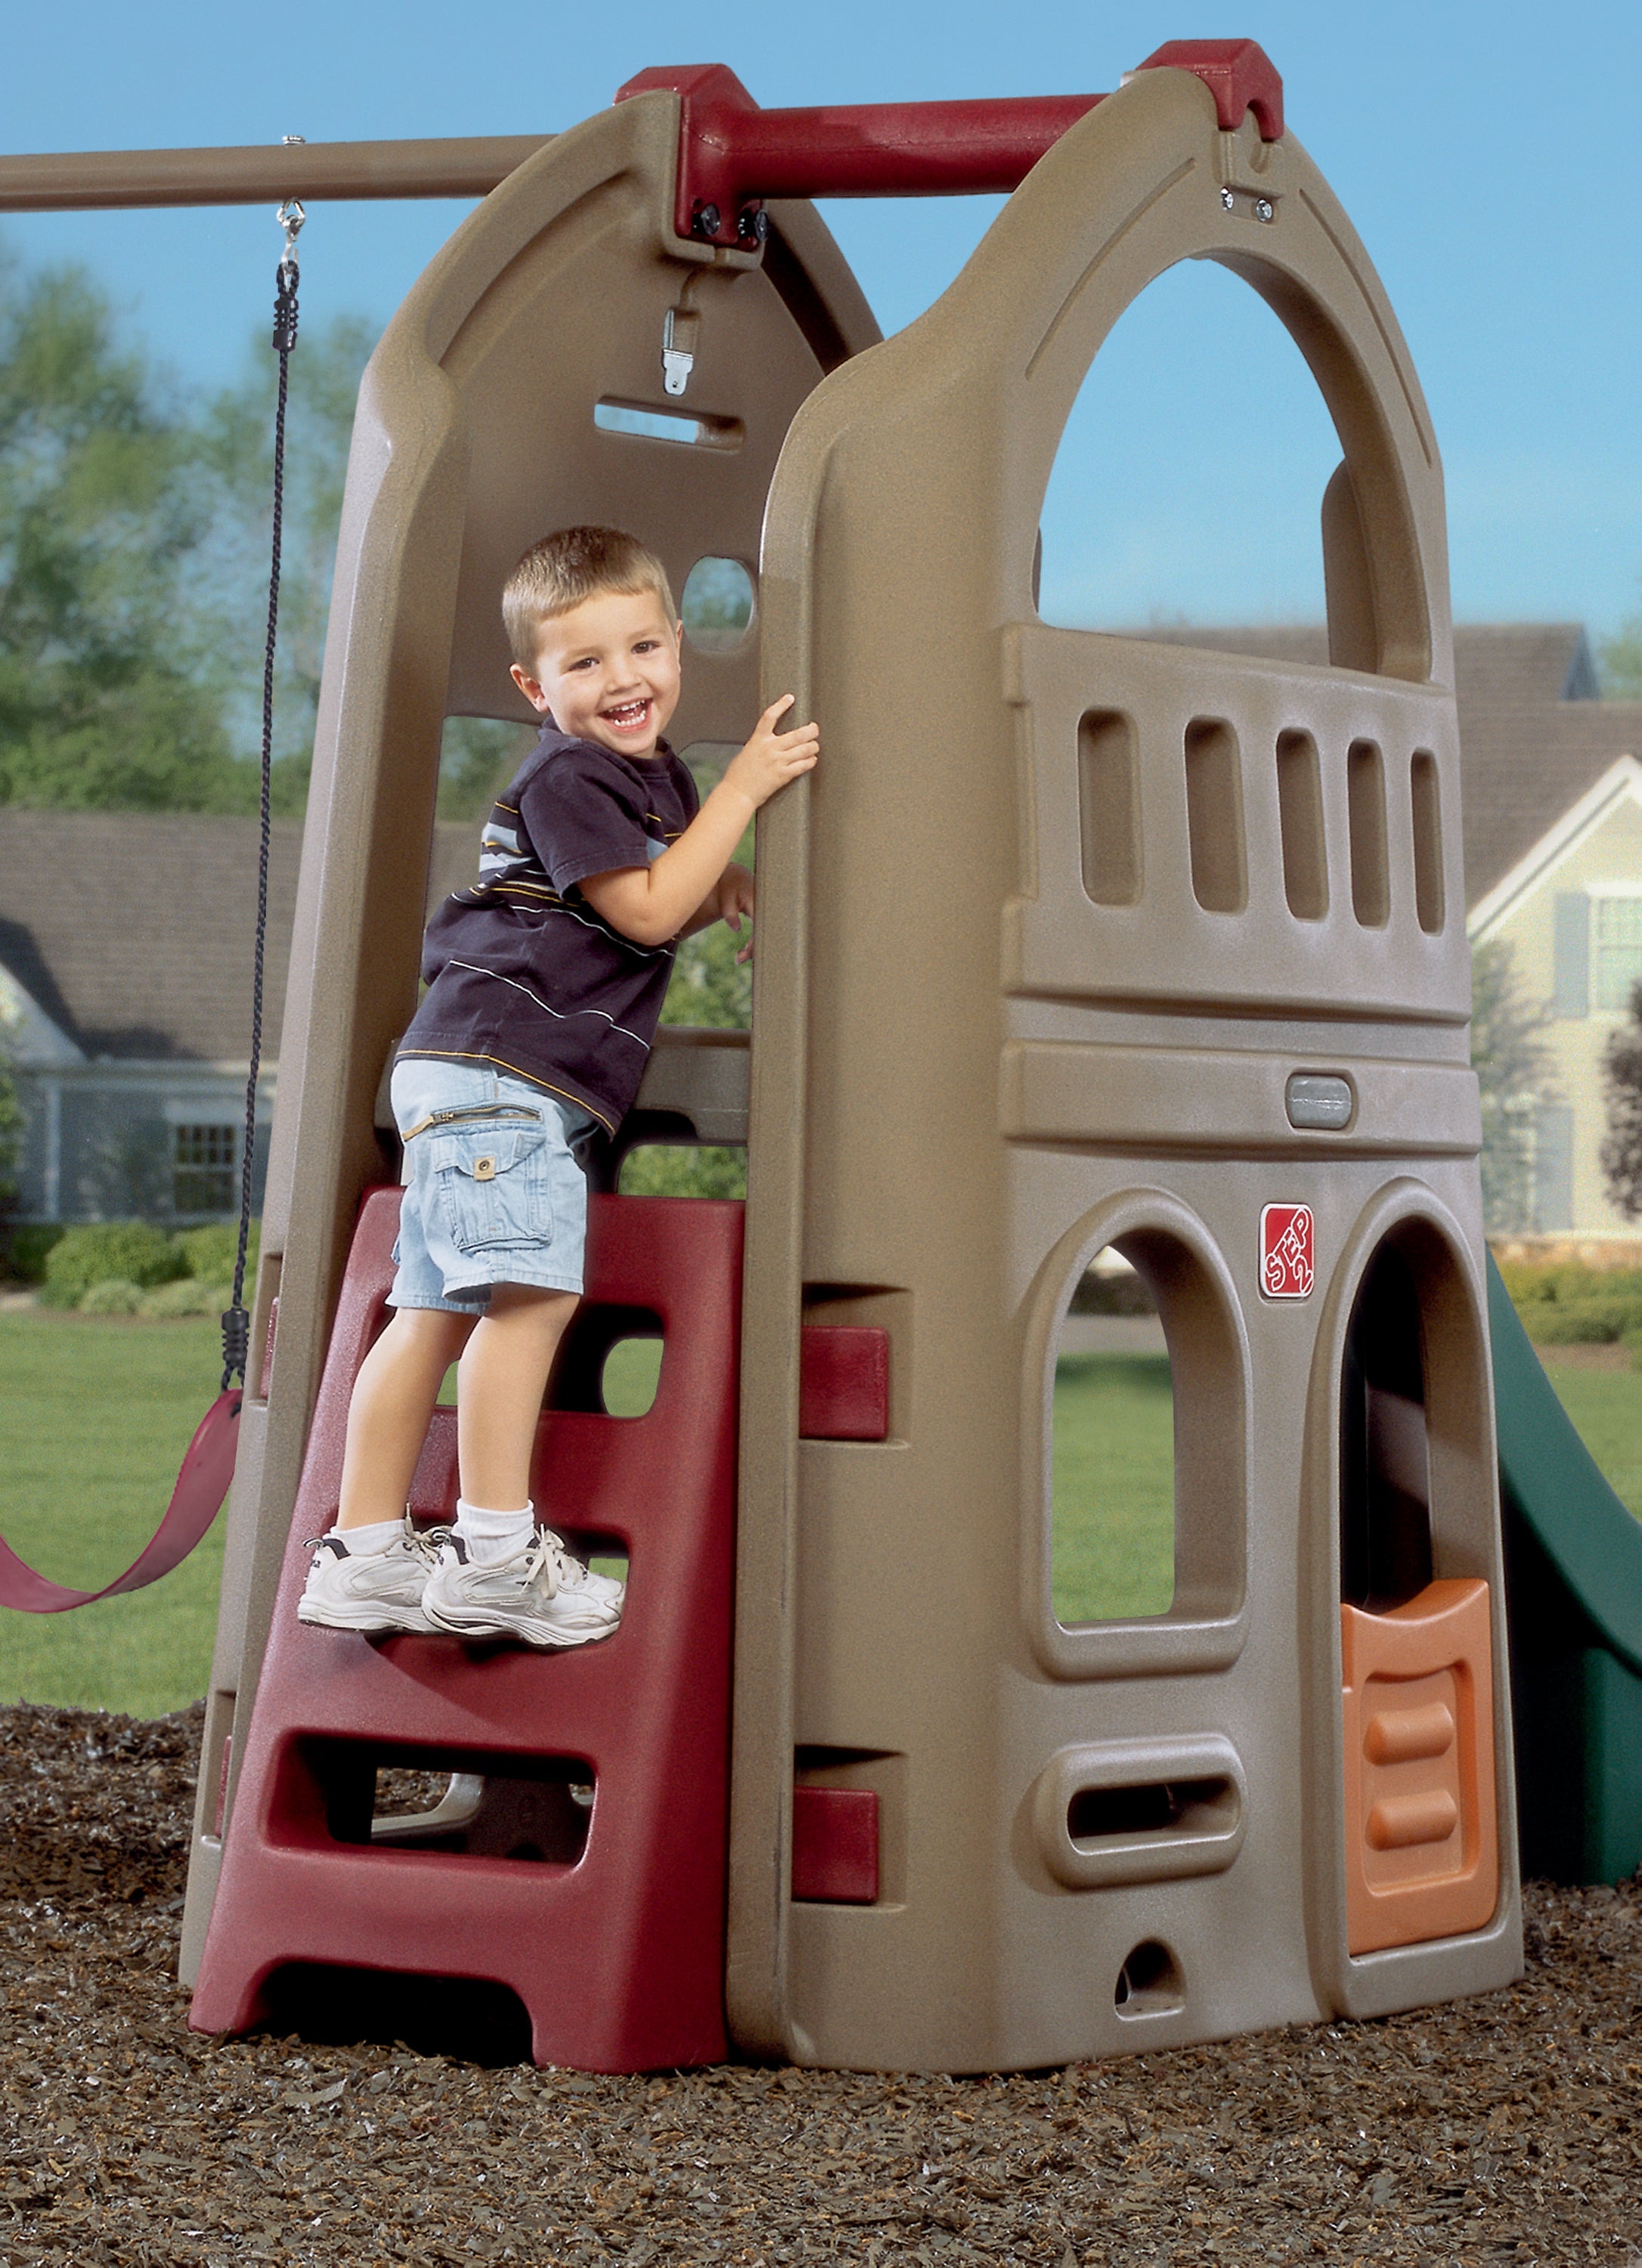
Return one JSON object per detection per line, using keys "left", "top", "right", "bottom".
{"left": 40, "top": 1221, "right": 186, "bottom": 1308}
{"left": 138, "top": 1276, "right": 224, "bottom": 1318}
{"left": 1, "top": 1222, "right": 64, "bottom": 1283}
{"left": 77, "top": 1276, "right": 144, "bottom": 1315}
{"left": 175, "top": 1220, "right": 258, "bottom": 1287}
{"left": 1525, "top": 1294, "right": 1642, "bottom": 1345}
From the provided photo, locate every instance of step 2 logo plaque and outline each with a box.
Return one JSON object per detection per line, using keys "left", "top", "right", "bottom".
{"left": 1260, "top": 1204, "right": 1314, "bottom": 1300}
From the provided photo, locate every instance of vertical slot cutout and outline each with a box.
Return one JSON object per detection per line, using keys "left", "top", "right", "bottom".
{"left": 1077, "top": 709, "right": 1141, "bottom": 906}
{"left": 1048, "top": 1224, "right": 1245, "bottom": 1637}
{"left": 1340, "top": 1243, "right": 1433, "bottom": 1612}
{"left": 1184, "top": 718, "right": 1246, "bottom": 913}
{"left": 1410, "top": 751, "right": 1445, "bottom": 934}
{"left": 1275, "top": 729, "right": 1328, "bottom": 920}
{"left": 1347, "top": 739, "right": 1390, "bottom": 928}
{"left": 1052, "top": 1246, "right": 1173, "bottom": 1624}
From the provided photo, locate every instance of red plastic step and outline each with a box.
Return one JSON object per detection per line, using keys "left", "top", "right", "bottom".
{"left": 792, "top": 1786, "right": 879, "bottom": 1904}
{"left": 799, "top": 1325, "right": 889, "bottom": 1442}
{"left": 190, "top": 1187, "right": 742, "bottom": 2072}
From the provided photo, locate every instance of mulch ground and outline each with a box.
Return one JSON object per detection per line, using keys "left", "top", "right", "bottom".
{"left": 1, "top": 1703, "right": 1639, "bottom": 2268}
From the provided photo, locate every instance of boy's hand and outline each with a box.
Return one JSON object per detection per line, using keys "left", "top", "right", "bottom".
{"left": 720, "top": 696, "right": 819, "bottom": 812}
{"left": 716, "top": 863, "right": 756, "bottom": 962}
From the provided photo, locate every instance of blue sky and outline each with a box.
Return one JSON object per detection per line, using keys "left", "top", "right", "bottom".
{"left": 5, "top": 0, "right": 1640, "bottom": 644}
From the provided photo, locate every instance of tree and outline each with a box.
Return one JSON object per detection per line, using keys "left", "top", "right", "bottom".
{"left": 1601, "top": 607, "right": 1642, "bottom": 699}
{"left": 192, "top": 314, "right": 377, "bottom": 813}
{"left": 0, "top": 246, "right": 246, "bottom": 810}
{"left": 1602, "top": 980, "right": 1642, "bottom": 1217}
{"left": 1470, "top": 937, "right": 1557, "bottom": 1232}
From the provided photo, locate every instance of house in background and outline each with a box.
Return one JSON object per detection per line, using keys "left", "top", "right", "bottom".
{"left": 1149, "top": 624, "right": 1642, "bottom": 1237}
{"left": 0, "top": 809, "right": 476, "bottom": 1225}
{"left": 5, "top": 631, "right": 1637, "bottom": 1231}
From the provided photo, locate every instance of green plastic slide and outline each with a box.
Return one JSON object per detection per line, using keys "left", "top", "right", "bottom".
{"left": 1489, "top": 1254, "right": 1642, "bottom": 1882}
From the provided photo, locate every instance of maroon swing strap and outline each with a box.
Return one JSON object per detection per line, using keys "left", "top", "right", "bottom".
{"left": 0, "top": 203, "right": 301, "bottom": 1615}
{"left": 0, "top": 1389, "right": 242, "bottom": 1614}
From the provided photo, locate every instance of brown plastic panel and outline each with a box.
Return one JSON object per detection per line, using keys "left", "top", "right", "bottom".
{"left": 180, "top": 88, "right": 879, "bottom": 1984}
{"left": 733, "top": 61, "right": 1517, "bottom": 2069}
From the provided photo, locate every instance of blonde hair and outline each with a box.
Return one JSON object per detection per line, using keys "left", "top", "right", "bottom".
{"left": 502, "top": 525, "right": 677, "bottom": 666}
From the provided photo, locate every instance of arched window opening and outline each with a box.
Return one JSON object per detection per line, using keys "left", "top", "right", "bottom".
{"left": 1036, "top": 259, "right": 1340, "bottom": 653}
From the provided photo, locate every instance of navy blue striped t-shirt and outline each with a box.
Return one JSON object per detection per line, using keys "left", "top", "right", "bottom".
{"left": 398, "top": 722, "right": 699, "bottom": 1135}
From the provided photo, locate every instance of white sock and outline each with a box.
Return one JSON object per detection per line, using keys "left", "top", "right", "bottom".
{"left": 454, "top": 1497, "right": 534, "bottom": 1566}
{"left": 336, "top": 1517, "right": 403, "bottom": 1557}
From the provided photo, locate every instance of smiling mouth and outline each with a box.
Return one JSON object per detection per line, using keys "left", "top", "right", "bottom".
{"left": 602, "top": 699, "right": 652, "bottom": 730}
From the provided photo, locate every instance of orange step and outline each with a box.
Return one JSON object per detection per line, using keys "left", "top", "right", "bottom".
{"left": 1340, "top": 1577, "right": 1498, "bottom": 1955}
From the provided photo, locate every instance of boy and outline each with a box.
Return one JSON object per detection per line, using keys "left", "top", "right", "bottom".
{"left": 299, "top": 525, "right": 817, "bottom": 1644}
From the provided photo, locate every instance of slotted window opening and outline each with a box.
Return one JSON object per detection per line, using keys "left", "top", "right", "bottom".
{"left": 1077, "top": 708, "right": 1141, "bottom": 906}
{"left": 1184, "top": 718, "right": 1247, "bottom": 915}
{"left": 1410, "top": 751, "right": 1445, "bottom": 934}
{"left": 1276, "top": 728, "right": 1328, "bottom": 920}
{"left": 593, "top": 399, "right": 742, "bottom": 450}
{"left": 1347, "top": 739, "right": 1390, "bottom": 928}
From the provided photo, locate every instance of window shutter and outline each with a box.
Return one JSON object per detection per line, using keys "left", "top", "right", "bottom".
{"left": 1533, "top": 1103, "right": 1576, "bottom": 1232}
{"left": 1554, "top": 893, "right": 1589, "bottom": 1018}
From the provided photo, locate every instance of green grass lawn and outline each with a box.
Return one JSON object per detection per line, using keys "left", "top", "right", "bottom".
{"left": 3, "top": 1312, "right": 1638, "bottom": 1718}
{"left": 1052, "top": 1352, "right": 1176, "bottom": 1624}
{"left": 1534, "top": 1356, "right": 1642, "bottom": 1523}
{"left": 0, "top": 1312, "right": 228, "bottom": 1716}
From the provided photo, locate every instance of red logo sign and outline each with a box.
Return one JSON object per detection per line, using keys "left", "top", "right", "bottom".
{"left": 1261, "top": 1204, "right": 1314, "bottom": 1299}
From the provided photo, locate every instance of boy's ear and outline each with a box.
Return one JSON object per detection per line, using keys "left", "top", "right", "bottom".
{"left": 510, "top": 661, "right": 551, "bottom": 713}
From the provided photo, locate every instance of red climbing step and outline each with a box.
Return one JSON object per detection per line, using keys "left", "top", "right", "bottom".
{"left": 190, "top": 1186, "right": 742, "bottom": 2071}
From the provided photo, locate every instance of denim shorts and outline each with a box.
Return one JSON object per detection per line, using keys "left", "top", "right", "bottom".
{"left": 387, "top": 1059, "right": 594, "bottom": 1312}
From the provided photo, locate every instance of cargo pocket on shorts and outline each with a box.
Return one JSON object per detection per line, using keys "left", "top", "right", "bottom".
{"left": 432, "top": 1122, "right": 553, "bottom": 1256}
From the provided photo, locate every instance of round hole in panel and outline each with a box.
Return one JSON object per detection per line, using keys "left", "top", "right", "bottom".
{"left": 680, "top": 556, "right": 756, "bottom": 654}
{"left": 1114, "top": 1939, "right": 1184, "bottom": 2016}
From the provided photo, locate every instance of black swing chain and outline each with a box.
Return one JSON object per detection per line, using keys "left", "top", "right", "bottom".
{"left": 221, "top": 197, "right": 304, "bottom": 1394}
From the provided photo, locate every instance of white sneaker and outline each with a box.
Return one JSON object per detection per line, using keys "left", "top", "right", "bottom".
{"left": 421, "top": 1528, "right": 624, "bottom": 1648}
{"left": 297, "top": 1517, "right": 444, "bottom": 1634}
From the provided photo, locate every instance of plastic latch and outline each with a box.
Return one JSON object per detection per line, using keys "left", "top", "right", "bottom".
{"left": 1286, "top": 1074, "right": 1353, "bottom": 1132}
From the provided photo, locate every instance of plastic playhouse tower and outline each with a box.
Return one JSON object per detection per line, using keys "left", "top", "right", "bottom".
{"left": 165, "top": 40, "right": 1540, "bottom": 2071}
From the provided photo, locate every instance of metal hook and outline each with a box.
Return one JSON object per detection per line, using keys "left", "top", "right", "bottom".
{"left": 276, "top": 197, "right": 305, "bottom": 274}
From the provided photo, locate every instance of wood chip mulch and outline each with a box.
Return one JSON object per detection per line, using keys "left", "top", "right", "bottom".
{"left": 2, "top": 1699, "right": 1639, "bottom": 2267}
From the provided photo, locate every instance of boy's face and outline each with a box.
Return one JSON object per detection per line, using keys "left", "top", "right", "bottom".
{"left": 510, "top": 587, "right": 683, "bottom": 761}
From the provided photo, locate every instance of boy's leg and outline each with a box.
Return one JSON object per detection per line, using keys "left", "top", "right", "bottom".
{"left": 339, "top": 1305, "right": 476, "bottom": 1529}
{"left": 425, "top": 1282, "right": 623, "bottom": 1647}
{"left": 298, "top": 1304, "right": 473, "bottom": 1634}
{"left": 454, "top": 1283, "right": 579, "bottom": 1517}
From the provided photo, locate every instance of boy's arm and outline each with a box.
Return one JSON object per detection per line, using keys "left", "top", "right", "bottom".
{"left": 677, "top": 861, "right": 753, "bottom": 939}
{"left": 580, "top": 699, "right": 815, "bottom": 947}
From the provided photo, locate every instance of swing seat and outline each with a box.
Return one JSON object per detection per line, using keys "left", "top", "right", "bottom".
{"left": 0, "top": 1387, "right": 240, "bottom": 1615}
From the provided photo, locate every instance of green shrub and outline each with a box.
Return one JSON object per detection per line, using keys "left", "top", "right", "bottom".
{"left": 176, "top": 1220, "right": 258, "bottom": 1286}
{"left": 41, "top": 1222, "right": 185, "bottom": 1308}
{"left": 78, "top": 1277, "right": 145, "bottom": 1315}
{"left": 1526, "top": 1294, "right": 1642, "bottom": 1346}
{"left": 2, "top": 1222, "right": 65, "bottom": 1283}
{"left": 139, "top": 1276, "right": 223, "bottom": 1318}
